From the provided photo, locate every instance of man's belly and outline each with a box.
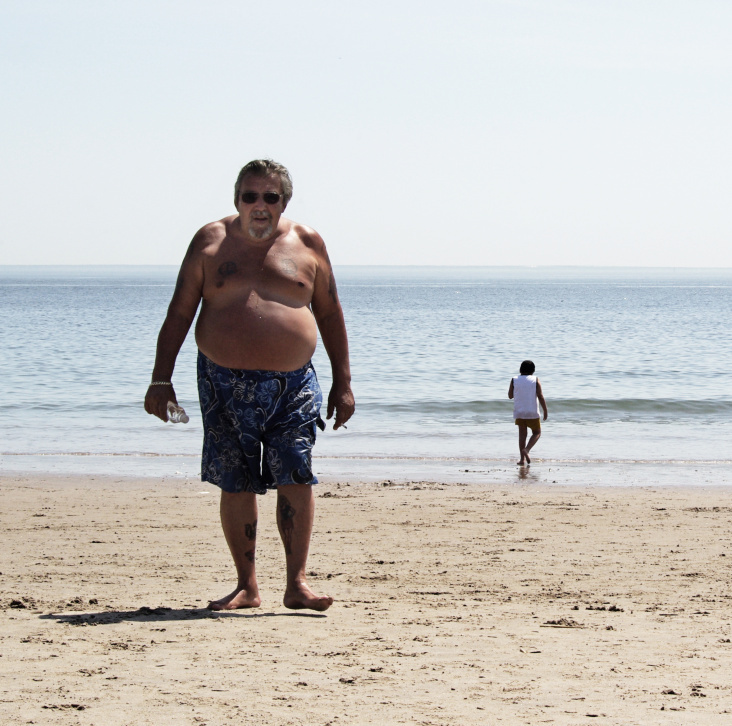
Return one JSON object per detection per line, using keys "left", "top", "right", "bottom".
{"left": 195, "top": 301, "right": 318, "bottom": 371}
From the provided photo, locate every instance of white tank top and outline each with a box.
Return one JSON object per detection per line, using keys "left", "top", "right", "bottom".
{"left": 513, "top": 375, "right": 539, "bottom": 419}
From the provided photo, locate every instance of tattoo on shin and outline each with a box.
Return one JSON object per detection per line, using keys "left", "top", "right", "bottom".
{"left": 278, "top": 495, "right": 296, "bottom": 555}
{"left": 245, "top": 549, "right": 255, "bottom": 563}
{"left": 245, "top": 520, "right": 257, "bottom": 541}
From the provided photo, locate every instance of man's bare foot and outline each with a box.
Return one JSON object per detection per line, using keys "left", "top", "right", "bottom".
{"left": 524, "top": 450, "right": 531, "bottom": 465}
{"left": 207, "top": 587, "right": 261, "bottom": 611}
{"left": 283, "top": 583, "right": 333, "bottom": 612}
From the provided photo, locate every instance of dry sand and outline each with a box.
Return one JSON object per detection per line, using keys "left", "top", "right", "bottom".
{"left": 1, "top": 473, "right": 732, "bottom": 725}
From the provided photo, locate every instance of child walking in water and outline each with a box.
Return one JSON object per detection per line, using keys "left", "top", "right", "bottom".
{"left": 508, "top": 360, "right": 548, "bottom": 466}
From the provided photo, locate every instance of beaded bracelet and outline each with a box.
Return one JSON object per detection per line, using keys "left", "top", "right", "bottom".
{"left": 149, "top": 381, "right": 173, "bottom": 386}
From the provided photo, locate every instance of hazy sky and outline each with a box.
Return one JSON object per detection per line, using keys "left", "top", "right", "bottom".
{"left": 2, "top": 0, "right": 730, "bottom": 266}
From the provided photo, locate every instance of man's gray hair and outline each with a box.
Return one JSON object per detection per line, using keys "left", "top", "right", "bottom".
{"left": 234, "top": 159, "right": 293, "bottom": 208}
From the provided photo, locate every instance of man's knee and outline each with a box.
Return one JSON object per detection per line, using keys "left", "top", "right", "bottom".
{"left": 276, "top": 483, "right": 314, "bottom": 500}
{"left": 221, "top": 490, "right": 257, "bottom": 507}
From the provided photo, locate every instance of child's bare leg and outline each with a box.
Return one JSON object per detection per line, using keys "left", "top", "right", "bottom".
{"left": 517, "top": 424, "right": 528, "bottom": 465}
{"left": 524, "top": 431, "right": 541, "bottom": 464}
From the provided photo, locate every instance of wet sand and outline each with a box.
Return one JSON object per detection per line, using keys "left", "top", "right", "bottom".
{"left": 2, "top": 472, "right": 732, "bottom": 724}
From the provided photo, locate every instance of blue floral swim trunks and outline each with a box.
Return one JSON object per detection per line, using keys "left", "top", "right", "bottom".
{"left": 197, "top": 351, "right": 324, "bottom": 494}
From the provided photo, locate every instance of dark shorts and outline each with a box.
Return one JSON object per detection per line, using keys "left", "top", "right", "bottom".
{"left": 515, "top": 417, "right": 541, "bottom": 434}
{"left": 197, "top": 351, "right": 323, "bottom": 494}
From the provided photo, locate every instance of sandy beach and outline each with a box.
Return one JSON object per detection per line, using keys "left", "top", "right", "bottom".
{"left": 2, "top": 472, "right": 732, "bottom": 725}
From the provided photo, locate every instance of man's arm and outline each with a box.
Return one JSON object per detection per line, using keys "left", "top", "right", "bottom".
{"left": 536, "top": 379, "right": 548, "bottom": 421}
{"left": 309, "top": 237, "right": 354, "bottom": 430}
{"left": 508, "top": 379, "right": 514, "bottom": 399}
{"left": 144, "top": 238, "right": 205, "bottom": 422}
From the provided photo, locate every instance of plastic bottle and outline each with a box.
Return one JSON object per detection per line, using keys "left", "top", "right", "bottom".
{"left": 166, "top": 401, "right": 190, "bottom": 424}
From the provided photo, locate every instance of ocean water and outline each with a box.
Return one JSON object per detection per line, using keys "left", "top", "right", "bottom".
{"left": 1, "top": 265, "right": 731, "bottom": 483}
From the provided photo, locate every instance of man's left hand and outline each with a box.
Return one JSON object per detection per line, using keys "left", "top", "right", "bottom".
{"left": 327, "top": 383, "right": 355, "bottom": 430}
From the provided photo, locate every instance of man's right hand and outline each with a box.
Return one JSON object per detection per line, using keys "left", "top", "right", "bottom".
{"left": 144, "top": 384, "right": 177, "bottom": 422}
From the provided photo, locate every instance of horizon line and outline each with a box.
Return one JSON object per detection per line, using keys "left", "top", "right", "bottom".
{"left": 2, "top": 263, "right": 732, "bottom": 271}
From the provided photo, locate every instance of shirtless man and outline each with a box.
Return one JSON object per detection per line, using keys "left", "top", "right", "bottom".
{"left": 144, "top": 159, "right": 354, "bottom": 611}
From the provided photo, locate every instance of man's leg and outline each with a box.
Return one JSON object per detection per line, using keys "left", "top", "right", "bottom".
{"left": 208, "top": 490, "right": 262, "bottom": 610}
{"left": 517, "top": 423, "right": 528, "bottom": 465}
{"left": 277, "top": 484, "right": 333, "bottom": 611}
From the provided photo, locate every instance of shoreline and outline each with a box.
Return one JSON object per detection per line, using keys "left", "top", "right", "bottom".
{"left": 2, "top": 473, "right": 732, "bottom": 723}
{"left": 2, "top": 454, "right": 732, "bottom": 487}
{"left": 4, "top": 470, "right": 732, "bottom": 491}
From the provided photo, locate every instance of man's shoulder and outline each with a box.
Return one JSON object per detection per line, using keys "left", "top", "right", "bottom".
{"left": 283, "top": 219, "right": 326, "bottom": 253}
{"left": 191, "top": 216, "right": 238, "bottom": 250}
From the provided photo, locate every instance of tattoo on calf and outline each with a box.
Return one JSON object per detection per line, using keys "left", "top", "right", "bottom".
{"left": 245, "top": 521, "right": 257, "bottom": 541}
{"left": 278, "top": 495, "right": 296, "bottom": 555}
{"left": 245, "top": 549, "right": 255, "bottom": 563}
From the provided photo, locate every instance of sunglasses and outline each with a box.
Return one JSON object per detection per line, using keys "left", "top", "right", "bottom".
{"left": 240, "top": 191, "right": 283, "bottom": 205}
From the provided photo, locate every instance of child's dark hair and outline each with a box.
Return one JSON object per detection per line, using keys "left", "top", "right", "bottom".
{"left": 520, "top": 360, "right": 536, "bottom": 375}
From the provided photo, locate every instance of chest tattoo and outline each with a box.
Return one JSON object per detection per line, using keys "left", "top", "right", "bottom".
{"left": 280, "top": 258, "right": 297, "bottom": 276}
{"left": 215, "top": 261, "right": 238, "bottom": 288}
{"left": 218, "top": 261, "right": 238, "bottom": 277}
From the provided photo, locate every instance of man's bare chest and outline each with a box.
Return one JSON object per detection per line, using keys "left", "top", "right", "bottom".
{"left": 203, "top": 239, "right": 317, "bottom": 306}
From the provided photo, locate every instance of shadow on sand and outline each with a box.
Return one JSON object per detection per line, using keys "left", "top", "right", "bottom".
{"left": 39, "top": 605, "right": 326, "bottom": 625}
